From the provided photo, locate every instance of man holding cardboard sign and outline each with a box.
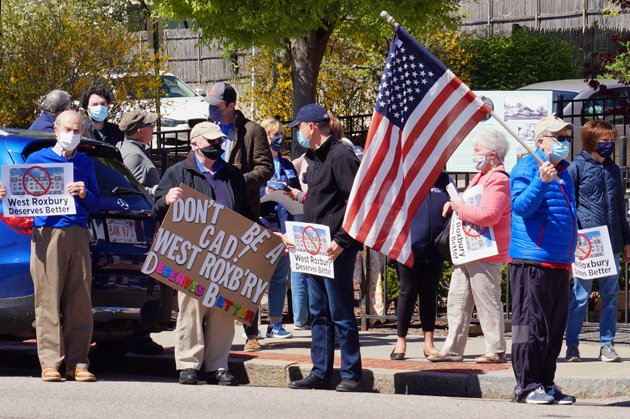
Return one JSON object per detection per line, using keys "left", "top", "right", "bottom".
{"left": 152, "top": 122, "right": 259, "bottom": 386}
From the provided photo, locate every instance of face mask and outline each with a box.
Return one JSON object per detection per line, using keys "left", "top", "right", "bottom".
{"left": 296, "top": 131, "right": 310, "bottom": 148}
{"left": 58, "top": 131, "right": 81, "bottom": 151}
{"left": 549, "top": 140, "right": 570, "bottom": 161}
{"left": 472, "top": 155, "right": 489, "bottom": 171}
{"left": 89, "top": 105, "right": 109, "bottom": 122}
{"left": 270, "top": 134, "right": 283, "bottom": 152}
{"left": 201, "top": 143, "right": 222, "bottom": 160}
{"left": 596, "top": 142, "right": 615, "bottom": 159}
{"left": 208, "top": 106, "right": 225, "bottom": 123}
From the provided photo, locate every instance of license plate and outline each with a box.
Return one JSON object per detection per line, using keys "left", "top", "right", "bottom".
{"left": 106, "top": 219, "right": 142, "bottom": 244}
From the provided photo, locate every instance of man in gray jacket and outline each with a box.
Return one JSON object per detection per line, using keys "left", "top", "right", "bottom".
{"left": 118, "top": 110, "right": 161, "bottom": 197}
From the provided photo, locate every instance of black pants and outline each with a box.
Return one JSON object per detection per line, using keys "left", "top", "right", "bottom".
{"left": 509, "top": 263, "right": 570, "bottom": 401}
{"left": 396, "top": 260, "right": 442, "bottom": 337}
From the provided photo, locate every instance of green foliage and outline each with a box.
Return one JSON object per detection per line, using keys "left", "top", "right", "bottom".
{"left": 0, "top": 0, "right": 164, "bottom": 128}
{"left": 603, "top": 40, "right": 630, "bottom": 83}
{"left": 462, "top": 27, "right": 580, "bottom": 90}
{"left": 384, "top": 261, "right": 400, "bottom": 307}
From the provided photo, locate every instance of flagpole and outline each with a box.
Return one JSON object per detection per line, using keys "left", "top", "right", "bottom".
{"left": 379, "top": 11, "right": 399, "bottom": 28}
{"left": 489, "top": 111, "right": 563, "bottom": 184}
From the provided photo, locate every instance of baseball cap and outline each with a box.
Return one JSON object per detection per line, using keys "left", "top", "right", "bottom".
{"left": 287, "top": 104, "right": 330, "bottom": 128}
{"left": 534, "top": 115, "right": 573, "bottom": 138}
{"left": 119, "top": 110, "right": 158, "bottom": 133}
{"left": 190, "top": 121, "right": 226, "bottom": 141}
{"left": 204, "top": 82, "right": 237, "bottom": 106}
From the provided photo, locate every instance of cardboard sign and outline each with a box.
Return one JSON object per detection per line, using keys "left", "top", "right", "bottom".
{"left": 572, "top": 226, "right": 618, "bottom": 280}
{"left": 141, "top": 184, "right": 284, "bottom": 325}
{"left": 1, "top": 163, "right": 76, "bottom": 217}
{"left": 449, "top": 185, "right": 499, "bottom": 265}
{"left": 285, "top": 221, "right": 334, "bottom": 279}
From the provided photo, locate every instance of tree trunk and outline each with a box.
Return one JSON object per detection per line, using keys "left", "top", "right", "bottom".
{"left": 287, "top": 28, "right": 332, "bottom": 158}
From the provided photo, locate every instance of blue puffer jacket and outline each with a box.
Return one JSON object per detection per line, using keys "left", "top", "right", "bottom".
{"left": 508, "top": 148, "right": 577, "bottom": 264}
{"left": 569, "top": 150, "right": 630, "bottom": 253}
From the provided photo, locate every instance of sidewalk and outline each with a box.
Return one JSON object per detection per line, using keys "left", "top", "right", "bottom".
{"left": 149, "top": 326, "right": 630, "bottom": 399}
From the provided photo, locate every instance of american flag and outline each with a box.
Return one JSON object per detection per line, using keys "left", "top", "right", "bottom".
{"left": 342, "top": 26, "right": 491, "bottom": 267}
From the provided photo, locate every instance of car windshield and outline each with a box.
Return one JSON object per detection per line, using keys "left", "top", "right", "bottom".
{"left": 161, "top": 75, "right": 197, "bottom": 98}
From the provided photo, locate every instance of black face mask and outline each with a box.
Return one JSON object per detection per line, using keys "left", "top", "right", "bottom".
{"left": 201, "top": 143, "right": 222, "bottom": 160}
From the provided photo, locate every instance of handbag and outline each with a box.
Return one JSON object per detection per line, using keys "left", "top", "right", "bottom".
{"left": 434, "top": 213, "right": 453, "bottom": 263}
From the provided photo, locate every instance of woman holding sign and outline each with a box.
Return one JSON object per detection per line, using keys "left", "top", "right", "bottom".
{"left": 428, "top": 128, "right": 511, "bottom": 364}
{"left": 565, "top": 120, "right": 630, "bottom": 363}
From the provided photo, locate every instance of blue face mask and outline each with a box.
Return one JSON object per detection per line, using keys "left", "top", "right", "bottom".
{"left": 208, "top": 106, "right": 225, "bottom": 123}
{"left": 549, "top": 140, "right": 570, "bottom": 161}
{"left": 296, "top": 131, "right": 310, "bottom": 148}
{"left": 269, "top": 134, "right": 283, "bottom": 152}
{"left": 89, "top": 105, "right": 109, "bottom": 122}
{"left": 596, "top": 142, "right": 615, "bottom": 159}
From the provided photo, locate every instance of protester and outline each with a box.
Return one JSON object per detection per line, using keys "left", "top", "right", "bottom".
{"left": 509, "top": 115, "right": 577, "bottom": 404}
{"left": 286, "top": 104, "right": 363, "bottom": 392}
{"left": 258, "top": 118, "right": 299, "bottom": 339}
{"left": 29, "top": 90, "right": 72, "bottom": 133}
{"left": 117, "top": 109, "right": 165, "bottom": 355}
{"left": 391, "top": 172, "right": 451, "bottom": 360}
{"left": 80, "top": 86, "right": 124, "bottom": 146}
{"left": 205, "top": 82, "right": 273, "bottom": 351}
{"left": 428, "top": 129, "right": 511, "bottom": 364}
{"left": 118, "top": 110, "right": 161, "bottom": 197}
{"left": 153, "top": 122, "right": 255, "bottom": 386}
{"left": 20, "top": 110, "right": 99, "bottom": 382}
{"left": 565, "top": 120, "right": 630, "bottom": 363}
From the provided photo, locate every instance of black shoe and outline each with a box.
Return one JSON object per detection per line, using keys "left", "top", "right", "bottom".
{"left": 179, "top": 369, "right": 198, "bottom": 385}
{"left": 336, "top": 378, "right": 362, "bottom": 392}
{"left": 390, "top": 349, "right": 405, "bottom": 360}
{"left": 207, "top": 369, "right": 238, "bottom": 386}
{"left": 288, "top": 374, "right": 330, "bottom": 390}
{"left": 131, "top": 337, "right": 165, "bottom": 355}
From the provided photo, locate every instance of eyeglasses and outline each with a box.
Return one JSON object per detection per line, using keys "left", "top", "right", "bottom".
{"left": 545, "top": 134, "right": 571, "bottom": 143}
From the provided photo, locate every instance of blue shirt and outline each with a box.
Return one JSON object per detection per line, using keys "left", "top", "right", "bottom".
{"left": 194, "top": 155, "right": 231, "bottom": 209}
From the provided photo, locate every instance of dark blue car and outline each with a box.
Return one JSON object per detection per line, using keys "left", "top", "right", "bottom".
{"left": 0, "top": 129, "right": 171, "bottom": 351}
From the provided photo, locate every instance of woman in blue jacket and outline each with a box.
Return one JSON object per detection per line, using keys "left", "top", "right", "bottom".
{"left": 565, "top": 120, "right": 630, "bottom": 363}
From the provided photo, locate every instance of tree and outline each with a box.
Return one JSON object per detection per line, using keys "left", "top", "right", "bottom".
{"left": 0, "top": 0, "right": 164, "bottom": 128}
{"left": 152, "top": 0, "right": 461, "bottom": 114}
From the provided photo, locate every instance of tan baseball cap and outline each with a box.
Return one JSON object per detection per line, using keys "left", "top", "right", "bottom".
{"left": 534, "top": 115, "right": 573, "bottom": 138}
{"left": 119, "top": 110, "right": 158, "bottom": 133}
{"left": 190, "top": 121, "right": 225, "bottom": 141}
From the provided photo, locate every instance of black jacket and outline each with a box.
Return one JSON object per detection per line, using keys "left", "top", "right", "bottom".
{"left": 303, "top": 136, "right": 360, "bottom": 249}
{"left": 82, "top": 118, "right": 124, "bottom": 147}
{"left": 153, "top": 151, "right": 255, "bottom": 223}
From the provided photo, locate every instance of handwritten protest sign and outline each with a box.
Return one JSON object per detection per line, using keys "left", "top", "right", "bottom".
{"left": 141, "top": 184, "right": 284, "bottom": 325}
{"left": 572, "top": 226, "right": 618, "bottom": 280}
{"left": 1, "top": 163, "right": 76, "bottom": 217}
{"left": 285, "top": 221, "right": 334, "bottom": 279}
{"left": 449, "top": 184, "right": 498, "bottom": 265}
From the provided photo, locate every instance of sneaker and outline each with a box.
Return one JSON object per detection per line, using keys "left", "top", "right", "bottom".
{"left": 179, "top": 368, "right": 198, "bottom": 385}
{"left": 565, "top": 345, "right": 581, "bottom": 362}
{"left": 293, "top": 323, "right": 311, "bottom": 330}
{"left": 208, "top": 368, "right": 238, "bottom": 386}
{"left": 244, "top": 338, "right": 262, "bottom": 352}
{"left": 545, "top": 384, "right": 576, "bottom": 405}
{"left": 600, "top": 344, "right": 621, "bottom": 362}
{"left": 523, "top": 386, "right": 554, "bottom": 405}
{"left": 266, "top": 322, "right": 293, "bottom": 339}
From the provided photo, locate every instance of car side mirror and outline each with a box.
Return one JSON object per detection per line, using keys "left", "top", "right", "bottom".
{"left": 195, "top": 89, "right": 206, "bottom": 97}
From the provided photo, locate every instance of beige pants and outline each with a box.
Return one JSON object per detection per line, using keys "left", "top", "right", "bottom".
{"left": 30, "top": 225, "right": 93, "bottom": 371}
{"left": 175, "top": 292, "right": 235, "bottom": 372}
{"left": 441, "top": 261, "right": 506, "bottom": 355}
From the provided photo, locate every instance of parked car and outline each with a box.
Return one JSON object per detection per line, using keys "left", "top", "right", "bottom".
{"left": 518, "top": 79, "right": 630, "bottom": 164}
{"left": 157, "top": 73, "right": 209, "bottom": 136}
{"left": 0, "top": 129, "right": 172, "bottom": 355}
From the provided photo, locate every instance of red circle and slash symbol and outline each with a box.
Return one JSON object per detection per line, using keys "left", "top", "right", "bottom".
{"left": 576, "top": 233, "right": 592, "bottom": 261}
{"left": 302, "top": 226, "right": 322, "bottom": 256}
{"left": 22, "top": 166, "right": 51, "bottom": 197}
{"left": 463, "top": 222, "right": 488, "bottom": 238}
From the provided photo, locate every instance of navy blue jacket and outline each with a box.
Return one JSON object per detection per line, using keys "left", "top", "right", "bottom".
{"left": 260, "top": 155, "right": 301, "bottom": 234}
{"left": 569, "top": 150, "right": 630, "bottom": 253}
{"left": 28, "top": 112, "right": 55, "bottom": 133}
{"left": 410, "top": 172, "right": 452, "bottom": 262}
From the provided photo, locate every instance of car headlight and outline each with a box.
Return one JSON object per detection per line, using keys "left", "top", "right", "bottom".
{"left": 160, "top": 118, "right": 186, "bottom": 127}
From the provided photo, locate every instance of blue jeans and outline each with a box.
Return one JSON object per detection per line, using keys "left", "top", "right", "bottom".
{"left": 307, "top": 248, "right": 361, "bottom": 382}
{"left": 291, "top": 270, "right": 309, "bottom": 326}
{"left": 268, "top": 254, "right": 290, "bottom": 319}
{"left": 566, "top": 253, "right": 620, "bottom": 345}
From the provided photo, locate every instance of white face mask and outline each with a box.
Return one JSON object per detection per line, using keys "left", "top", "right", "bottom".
{"left": 58, "top": 131, "right": 81, "bottom": 151}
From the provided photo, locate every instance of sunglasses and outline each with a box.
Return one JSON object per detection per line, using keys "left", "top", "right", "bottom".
{"left": 546, "top": 134, "right": 571, "bottom": 142}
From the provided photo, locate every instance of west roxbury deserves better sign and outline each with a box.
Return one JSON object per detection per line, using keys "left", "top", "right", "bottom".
{"left": 141, "top": 184, "right": 284, "bottom": 325}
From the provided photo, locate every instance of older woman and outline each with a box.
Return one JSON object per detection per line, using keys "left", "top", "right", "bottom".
{"left": 428, "top": 128, "right": 511, "bottom": 363}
